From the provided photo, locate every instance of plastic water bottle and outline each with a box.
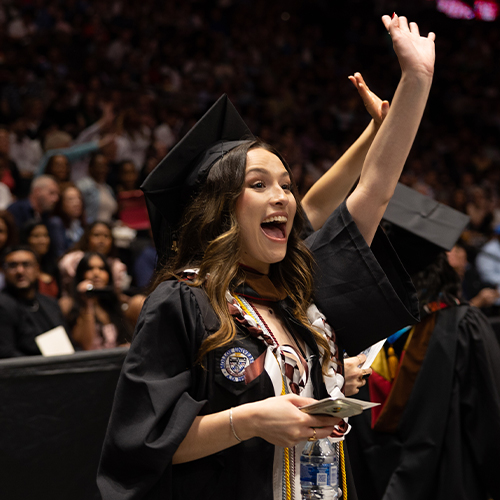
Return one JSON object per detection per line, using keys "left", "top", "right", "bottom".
{"left": 300, "top": 438, "right": 338, "bottom": 500}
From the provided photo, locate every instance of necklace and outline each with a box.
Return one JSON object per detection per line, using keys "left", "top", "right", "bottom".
{"left": 234, "top": 295, "right": 279, "bottom": 346}
{"left": 238, "top": 294, "right": 307, "bottom": 358}
{"left": 251, "top": 299, "right": 308, "bottom": 360}
{"left": 250, "top": 304, "right": 275, "bottom": 338}
{"left": 243, "top": 297, "right": 280, "bottom": 345}
{"left": 235, "top": 293, "right": 309, "bottom": 387}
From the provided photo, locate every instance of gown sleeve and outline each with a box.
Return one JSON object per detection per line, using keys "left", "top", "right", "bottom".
{"left": 305, "top": 201, "right": 420, "bottom": 355}
{"left": 97, "top": 280, "right": 209, "bottom": 500}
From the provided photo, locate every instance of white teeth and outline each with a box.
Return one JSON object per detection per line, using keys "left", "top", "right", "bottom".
{"left": 262, "top": 215, "right": 288, "bottom": 224}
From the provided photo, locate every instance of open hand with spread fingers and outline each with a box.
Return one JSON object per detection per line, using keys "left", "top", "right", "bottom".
{"left": 382, "top": 14, "right": 435, "bottom": 78}
{"left": 348, "top": 72, "right": 390, "bottom": 126}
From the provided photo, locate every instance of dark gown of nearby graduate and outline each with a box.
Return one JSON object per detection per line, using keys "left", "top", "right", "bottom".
{"left": 348, "top": 303, "right": 500, "bottom": 500}
{"left": 347, "top": 184, "right": 500, "bottom": 500}
{"left": 307, "top": 201, "right": 419, "bottom": 356}
{"left": 97, "top": 200, "right": 419, "bottom": 500}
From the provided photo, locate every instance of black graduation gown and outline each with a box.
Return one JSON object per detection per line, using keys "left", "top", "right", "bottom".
{"left": 98, "top": 281, "right": 334, "bottom": 500}
{"left": 347, "top": 304, "right": 500, "bottom": 500}
{"left": 306, "top": 202, "right": 419, "bottom": 355}
{"left": 97, "top": 202, "right": 419, "bottom": 499}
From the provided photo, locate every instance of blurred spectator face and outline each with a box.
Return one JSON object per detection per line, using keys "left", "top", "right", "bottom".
{"left": 28, "top": 224, "right": 50, "bottom": 257}
{"left": 33, "top": 179, "right": 60, "bottom": 213}
{"left": 27, "top": 98, "right": 44, "bottom": 121}
{"left": 88, "top": 223, "right": 112, "bottom": 255}
{"left": 47, "top": 155, "right": 70, "bottom": 183}
{"left": 0, "top": 128, "right": 10, "bottom": 154}
{"left": 0, "top": 218, "right": 8, "bottom": 250}
{"left": 143, "top": 155, "right": 159, "bottom": 178}
{"left": 119, "top": 161, "right": 138, "bottom": 190}
{"left": 83, "top": 91, "right": 97, "bottom": 110}
{"left": 62, "top": 186, "right": 83, "bottom": 219}
{"left": 153, "top": 141, "right": 168, "bottom": 160}
{"left": 472, "top": 187, "right": 488, "bottom": 208}
{"left": 123, "top": 109, "right": 141, "bottom": 131}
{"left": 461, "top": 173, "right": 474, "bottom": 188}
{"left": 11, "top": 118, "right": 28, "bottom": 138}
{"left": 447, "top": 245, "right": 467, "bottom": 279}
{"left": 84, "top": 254, "right": 110, "bottom": 289}
{"left": 452, "top": 189, "right": 467, "bottom": 208}
{"left": 101, "top": 140, "right": 117, "bottom": 163}
{"left": 0, "top": 155, "right": 8, "bottom": 178}
{"left": 89, "top": 154, "right": 109, "bottom": 183}
{"left": 3, "top": 250, "right": 39, "bottom": 291}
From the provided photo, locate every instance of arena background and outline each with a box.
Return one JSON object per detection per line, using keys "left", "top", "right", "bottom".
{"left": 1, "top": 0, "right": 499, "bottom": 498}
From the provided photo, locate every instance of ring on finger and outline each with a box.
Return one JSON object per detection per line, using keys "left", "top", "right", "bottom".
{"left": 308, "top": 428, "right": 317, "bottom": 442}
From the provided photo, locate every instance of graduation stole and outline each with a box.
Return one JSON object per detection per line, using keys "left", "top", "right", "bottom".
{"left": 368, "top": 301, "right": 454, "bottom": 433}
{"left": 232, "top": 267, "right": 347, "bottom": 500}
{"left": 228, "top": 288, "right": 310, "bottom": 394}
{"left": 232, "top": 267, "right": 303, "bottom": 500}
{"left": 232, "top": 265, "right": 344, "bottom": 396}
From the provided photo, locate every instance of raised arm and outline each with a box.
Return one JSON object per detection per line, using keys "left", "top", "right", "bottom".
{"left": 302, "top": 73, "right": 389, "bottom": 231}
{"left": 346, "top": 14, "right": 435, "bottom": 245}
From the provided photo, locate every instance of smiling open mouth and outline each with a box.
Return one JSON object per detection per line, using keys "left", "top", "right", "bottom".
{"left": 261, "top": 216, "right": 287, "bottom": 239}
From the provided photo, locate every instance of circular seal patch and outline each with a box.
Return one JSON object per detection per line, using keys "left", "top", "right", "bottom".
{"left": 220, "top": 347, "right": 254, "bottom": 382}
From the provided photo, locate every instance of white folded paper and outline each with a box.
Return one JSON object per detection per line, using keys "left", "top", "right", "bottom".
{"left": 358, "top": 338, "right": 387, "bottom": 369}
{"left": 35, "top": 326, "right": 75, "bottom": 356}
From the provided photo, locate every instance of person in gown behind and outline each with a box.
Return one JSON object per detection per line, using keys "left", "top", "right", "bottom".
{"left": 347, "top": 184, "right": 500, "bottom": 500}
{"left": 98, "top": 14, "right": 435, "bottom": 500}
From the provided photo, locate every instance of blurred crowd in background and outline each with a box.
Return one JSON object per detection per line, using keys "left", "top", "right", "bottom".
{"left": 0, "top": 0, "right": 500, "bottom": 354}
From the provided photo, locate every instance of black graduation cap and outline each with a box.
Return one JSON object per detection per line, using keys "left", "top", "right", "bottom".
{"left": 141, "top": 95, "right": 255, "bottom": 258}
{"left": 382, "top": 183, "right": 470, "bottom": 275}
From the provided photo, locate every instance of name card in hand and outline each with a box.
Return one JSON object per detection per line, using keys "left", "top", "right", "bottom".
{"left": 299, "top": 397, "right": 380, "bottom": 419}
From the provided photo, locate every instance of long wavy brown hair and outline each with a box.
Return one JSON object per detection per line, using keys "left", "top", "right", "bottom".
{"left": 153, "top": 140, "right": 332, "bottom": 371}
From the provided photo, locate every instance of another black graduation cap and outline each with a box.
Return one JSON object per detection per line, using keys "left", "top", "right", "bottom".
{"left": 382, "top": 183, "right": 470, "bottom": 275}
{"left": 141, "top": 95, "right": 254, "bottom": 258}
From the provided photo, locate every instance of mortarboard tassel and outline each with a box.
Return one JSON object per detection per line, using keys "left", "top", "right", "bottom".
{"left": 387, "top": 346, "right": 399, "bottom": 380}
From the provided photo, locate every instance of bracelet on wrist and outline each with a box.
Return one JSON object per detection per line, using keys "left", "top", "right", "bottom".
{"left": 229, "top": 408, "right": 242, "bottom": 442}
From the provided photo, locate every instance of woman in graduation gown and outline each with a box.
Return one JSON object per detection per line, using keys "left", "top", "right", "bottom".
{"left": 98, "top": 15, "right": 434, "bottom": 500}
